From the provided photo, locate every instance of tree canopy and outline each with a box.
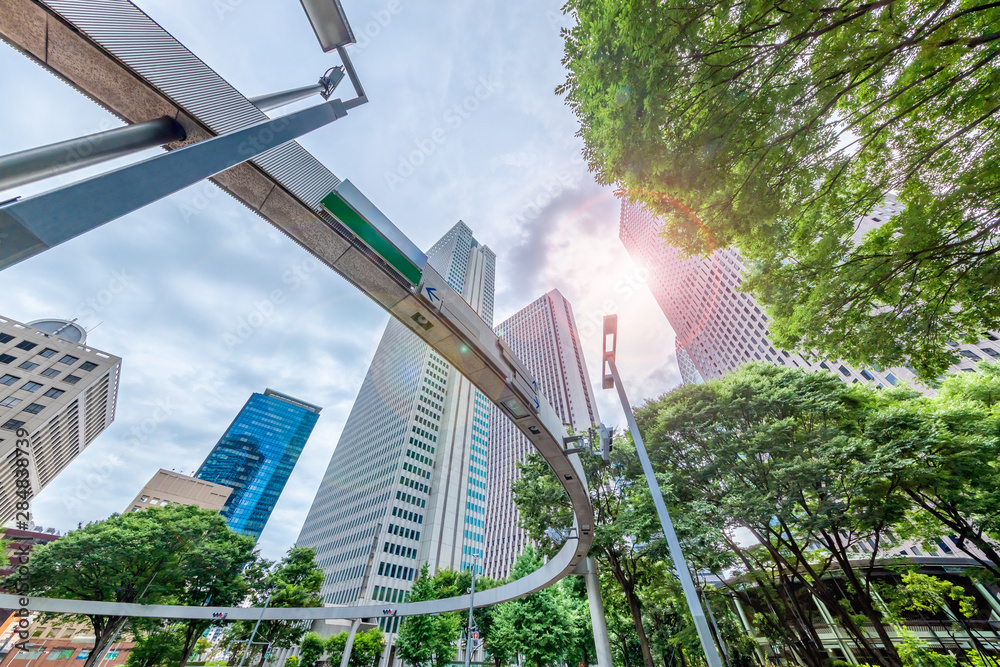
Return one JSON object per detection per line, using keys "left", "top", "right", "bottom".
{"left": 515, "top": 361, "right": 1000, "bottom": 667}
{"left": 16, "top": 504, "right": 256, "bottom": 667}
{"left": 559, "top": 0, "right": 1000, "bottom": 378}
{"left": 222, "top": 546, "right": 325, "bottom": 667}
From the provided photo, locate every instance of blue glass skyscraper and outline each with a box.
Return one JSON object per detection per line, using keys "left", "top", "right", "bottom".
{"left": 196, "top": 388, "right": 321, "bottom": 540}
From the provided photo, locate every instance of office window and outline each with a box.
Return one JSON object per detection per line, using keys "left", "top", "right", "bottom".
{"left": 22, "top": 403, "right": 44, "bottom": 415}
{"left": 58, "top": 355, "right": 79, "bottom": 365}
{"left": 0, "top": 354, "right": 16, "bottom": 364}
{"left": 2, "top": 419, "right": 26, "bottom": 431}
{"left": 38, "top": 348, "right": 57, "bottom": 358}
{"left": 40, "top": 368, "right": 59, "bottom": 378}
{"left": 0, "top": 374, "right": 18, "bottom": 386}
{"left": 15, "top": 341, "right": 36, "bottom": 351}
{"left": 0, "top": 397, "right": 22, "bottom": 408}
{"left": 62, "top": 375, "right": 81, "bottom": 385}
{"left": 0, "top": 334, "right": 13, "bottom": 344}
{"left": 22, "top": 382, "right": 42, "bottom": 393}
{"left": 43, "top": 388, "right": 65, "bottom": 399}
{"left": 79, "top": 361, "right": 98, "bottom": 372}
{"left": 18, "top": 361, "right": 39, "bottom": 371}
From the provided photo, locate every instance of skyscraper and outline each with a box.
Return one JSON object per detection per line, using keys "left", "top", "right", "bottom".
{"left": 0, "top": 316, "right": 121, "bottom": 521}
{"left": 195, "top": 389, "right": 321, "bottom": 540}
{"left": 619, "top": 200, "right": 1000, "bottom": 386}
{"left": 297, "top": 222, "right": 496, "bottom": 623}
{"left": 483, "top": 289, "right": 599, "bottom": 580}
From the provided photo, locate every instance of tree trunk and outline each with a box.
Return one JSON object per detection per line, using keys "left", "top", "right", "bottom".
{"left": 604, "top": 551, "right": 655, "bottom": 667}
{"left": 908, "top": 492, "right": 1000, "bottom": 581}
{"left": 83, "top": 615, "right": 127, "bottom": 667}
{"left": 828, "top": 551, "right": 902, "bottom": 667}
{"left": 177, "top": 620, "right": 208, "bottom": 667}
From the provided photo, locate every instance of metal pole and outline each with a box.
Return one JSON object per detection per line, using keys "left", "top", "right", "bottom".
{"left": 250, "top": 84, "right": 326, "bottom": 112}
{"left": 607, "top": 358, "right": 725, "bottom": 667}
{"left": 463, "top": 560, "right": 477, "bottom": 667}
{"left": 583, "top": 557, "right": 614, "bottom": 667}
{"left": 698, "top": 574, "right": 729, "bottom": 664}
{"left": 250, "top": 69, "right": 344, "bottom": 112}
{"left": 237, "top": 591, "right": 272, "bottom": 667}
{"left": 0, "top": 97, "right": 347, "bottom": 271}
{"left": 0, "top": 117, "right": 185, "bottom": 192}
{"left": 339, "top": 618, "right": 361, "bottom": 667}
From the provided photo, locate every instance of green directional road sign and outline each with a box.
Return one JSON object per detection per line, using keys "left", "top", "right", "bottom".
{"left": 321, "top": 180, "right": 427, "bottom": 285}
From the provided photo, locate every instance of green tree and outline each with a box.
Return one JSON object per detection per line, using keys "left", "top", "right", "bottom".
{"left": 488, "top": 547, "right": 574, "bottom": 667}
{"left": 284, "top": 658, "right": 299, "bottom": 667}
{"left": 124, "top": 621, "right": 184, "bottom": 667}
{"left": 637, "top": 364, "right": 909, "bottom": 666}
{"left": 325, "top": 628, "right": 384, "bottom": 667}
{"left": 513, "top": 434, "right": 719, "bottom": 667}
{"left": 863, "top": 372, "right": 1000, "bottom": 579}
{"left": 169, "top": 519, "right": 257, "bottom": 667}
{"left": 16, "top": 505, "right": 244, "bottom": 667}
{"left": 299, "top": 632, "right": 326, "bottom": 667}
{"left": 394, "top": 565, "right": 462, "bottom": 667}
{"left": 349, "top": 628, "right": 385, "bottom": 667}
{"left": 558, "top": 0, "right": 1000, "bottom": 378}
{"left": 222, "top": 547, "right": 324, "bottom": 667}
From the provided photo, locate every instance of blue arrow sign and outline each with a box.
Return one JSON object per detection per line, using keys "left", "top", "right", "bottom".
{"left": 426, "top": 287, "right": 440, "bottom": 303}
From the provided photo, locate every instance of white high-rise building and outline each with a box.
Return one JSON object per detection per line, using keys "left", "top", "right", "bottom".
{"left": 619, "top": 199, "right": 1000, "bottom": 387}
{"left": 297, "top": 222, "right": 495, "bottom": 632}
{"left": 0, "top": 316, "right": 121, "bottom": 520}
{"left": 483, "top": 289, "right": 599, "bottom": 580}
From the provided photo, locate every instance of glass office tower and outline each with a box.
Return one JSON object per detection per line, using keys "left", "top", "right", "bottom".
{"left": 297, "top": 221, "right": 496, "bottom": 622}
{"left": 196, "top": 388, "right": 321, "bottom": 539}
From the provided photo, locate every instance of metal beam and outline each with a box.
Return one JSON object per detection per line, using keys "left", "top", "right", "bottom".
{"left": 0, "top": 116, "right": 185, "bottom": 192}
{"left": 607, "top": 357, "right": 724, "bottom": 667}
{"left": 250, "top": 84, "right": 327, "bottom": 112}
{"left": 0, "top": 98, "right": 347, "bottom": 270}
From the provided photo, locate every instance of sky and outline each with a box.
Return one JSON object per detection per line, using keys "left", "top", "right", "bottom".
{"left": 0, "top": 0, "right": 680, "bottom": 559}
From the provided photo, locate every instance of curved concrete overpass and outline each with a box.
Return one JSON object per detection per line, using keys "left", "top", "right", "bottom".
{"left": 0, "top": 0, "right": 595, "bottom": 620}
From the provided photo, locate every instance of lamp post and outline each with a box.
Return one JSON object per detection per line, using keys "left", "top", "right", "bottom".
{"left": 462, "top": 556, "right": 480, "bottom": 667}
{"left": 600, "top": 315, "right": 725, "bottom": 667}
{"left": 237, "top": 590, "right": 273, "bottom": 667}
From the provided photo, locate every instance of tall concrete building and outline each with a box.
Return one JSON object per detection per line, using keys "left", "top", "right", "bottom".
{"left": 297, "top": 222, "right": 495, "bottom": 629}
{"left": 483, "top": 289, "right": 599, "bottom": 580}
{"left": 0, "top": 316, "right": 120, "bottom": 521}
{"left": 125, "top": 469, "right": 232, "bottom": 514}
{"left": 619, "top": 200, "right": 1000, "bottom": 386}
{"left": 196, "top": 389, "right": 321, "bottom": 540}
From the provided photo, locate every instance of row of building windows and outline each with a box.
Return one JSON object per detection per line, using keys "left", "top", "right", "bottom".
{"left": 378, "top": 561, "right": 415, "bottom": 581}
{"left": 395, "top": 490, "right": 426, "bottom": 508}
{"left": 387, "top": 523, "right": 420, "bottom": 541}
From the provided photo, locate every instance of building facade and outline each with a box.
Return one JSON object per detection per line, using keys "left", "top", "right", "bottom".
{"left": 0, "top": 317, "right": 121, "bottom": 521}
{"left": 195, "top": 389, "right": 321, "bottom": 540}
{"left": 619, "top": 200, "right": 1000, "bottom": 387}
{"left": 297, "top": 221, "right": 496, "bottom": 632}
{"left": 124, "top": 469, "right": 232, "bottom": 514}
{"left": 483, "top": 289, "right": 599, "bottom": 580}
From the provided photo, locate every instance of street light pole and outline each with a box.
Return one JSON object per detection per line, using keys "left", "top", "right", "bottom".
{"left": 237, "top": 590, "right": 273, "bottom": 667}
{"left": 463, "top": 557, "right": 478, "bottom": 667}
{"left": 601, "top": 315, "right": 725, "bottom": 667}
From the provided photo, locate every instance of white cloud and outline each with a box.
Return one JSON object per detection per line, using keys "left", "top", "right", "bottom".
{"left": 0, "top": 0, "right": 679, "bottom": 559}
